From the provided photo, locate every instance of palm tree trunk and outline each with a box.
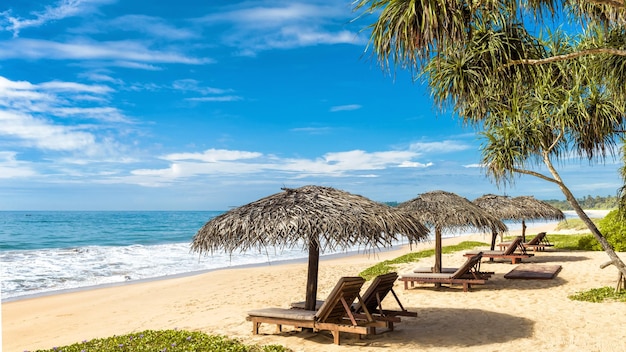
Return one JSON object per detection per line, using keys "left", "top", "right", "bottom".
{"left": 542, "top": 153, "right": 626, "bottom": 279}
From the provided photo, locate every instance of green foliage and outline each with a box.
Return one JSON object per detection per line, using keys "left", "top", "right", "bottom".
{"left": 598, "top": 210, "right": 626, "bottom": 251}
{"left": 359, "top": 241, "right": 489, "bottom": 280}
{"left": 549, "top": 234, "right": 591, "bottom": 250}
{"left": 568, "top": 287, "right": 626, "bottom": 303}
{"left": 576, "top": 235, "right": 601, "bottom": 251}
{"left": 31, "top": 330, "right": 290, "bottom": 352}
{"left": 542, "top": 195, "right": 618, "bottom": 210}
{"left": 554, "top": 218, "right": 601, "bottom": 231}
{"left": 568, "top": 211, "right": 626, "bottom": 251}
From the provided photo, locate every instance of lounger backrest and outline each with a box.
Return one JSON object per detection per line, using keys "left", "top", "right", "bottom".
{"left": 527, "top": 232, "right": 546, "bottom": 245}
{"left": 503, "top": 236, "right": 522, "bottom": 255}
{"left": 315, "top": 276, "right": 365, "bottom": 323}
{"left": 353, "top": 272, "right": 398, "bottom": 314}
{"left": 451, "top": 252, "right": 483, "bottom": 279}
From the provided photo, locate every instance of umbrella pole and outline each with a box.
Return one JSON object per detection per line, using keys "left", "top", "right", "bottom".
{"left": 305, "top": 240, "right": 320, "bottom": 311}
{"left": 490, "top": 230, "right": 497, "bottom": 262}
{"left": 522, "top": 220, "right": 527, "bottom": 242}
{"left": 435, "top": 227, "right": 442, "bottom": 273}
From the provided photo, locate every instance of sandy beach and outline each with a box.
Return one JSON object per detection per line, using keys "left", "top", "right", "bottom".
{"left": 3, "top": 222, "right": 626, "bottom": 352}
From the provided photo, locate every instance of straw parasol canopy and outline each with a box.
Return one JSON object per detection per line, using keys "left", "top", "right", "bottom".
{"left": 473, "top": 194, "right": 526, "bottom": 250}
{"left": 398, "top": 190, "right": 507, "bottom": 273}
{"left": 473, "top": 194, "right": 565, "bottom": 245}
{"left": 511, "top": 195, "right": 565, "bottom": 241}
{"left": 191, "top": 185, "right": 430, "bottom": 311}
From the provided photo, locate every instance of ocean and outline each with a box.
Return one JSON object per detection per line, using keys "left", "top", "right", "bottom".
{"left": 0, "top": 210, "right": 572, "bottom": 301}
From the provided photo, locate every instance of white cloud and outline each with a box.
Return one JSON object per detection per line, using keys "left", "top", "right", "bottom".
{"left": 163, "top": 149, "right": 262, "bottom": 162}
{"left": 108, "top": 15, "right": 198, "bottom": 40}
{"left": 409, "top": 140, "right": 471, "bottom": 153}
{"left": 0, "top": 110, "right": 96, "bottom": 151}
{"left": 0, "top": 38, "right": 211, "bottom": 65}
{"left": 124, "top": 148, "right": 425, "bottom": 186}
{"left": 185, "top": 96, "right": 243, "bottom": 102}
{"left": 197, "top": 3, "right": 365, "bottom": 53}
{"left": 330, "top": 104, "right": 362, "bottom": 112}
{"left": 399, "top": 161, "right": 433, "bottom": 168}
{"left": 0, "top": 151, "right": 36, "bottom": 178}
{"left": 1, "top": 0, "right": 114, "bottom": 37}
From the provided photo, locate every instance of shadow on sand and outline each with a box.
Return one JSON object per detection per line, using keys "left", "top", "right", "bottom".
{"left": 394, "top": 307, "right": 535, "bottom": 347}
{"left": 270, "top": 308, "right": 534, "bottom": 347}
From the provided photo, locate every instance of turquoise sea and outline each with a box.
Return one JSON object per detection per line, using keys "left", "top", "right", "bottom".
{"left": 0, "top": 211, "right": 319, "bottom": 301}
{"left": 0, "top": 210, "right": 569, "bottom": 301}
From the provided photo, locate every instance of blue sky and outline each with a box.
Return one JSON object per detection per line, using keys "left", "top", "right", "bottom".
{"left": 0, "top": 0, "right": 622, "bottom": 211}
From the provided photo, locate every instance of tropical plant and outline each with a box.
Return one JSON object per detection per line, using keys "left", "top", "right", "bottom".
{"left": 353, "top": 0, "right": 626, "bottom": 279}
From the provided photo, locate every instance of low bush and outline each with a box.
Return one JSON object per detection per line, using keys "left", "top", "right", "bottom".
{"left": 568, "top": 287, "right": 626, "bottom": 303}
{"left": 31, "top": 330, "right": 290, "bottom": 352}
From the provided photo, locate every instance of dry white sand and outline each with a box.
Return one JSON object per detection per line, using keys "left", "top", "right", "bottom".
{"left": 3, "top": 222, "right": 626, "bottom": 352}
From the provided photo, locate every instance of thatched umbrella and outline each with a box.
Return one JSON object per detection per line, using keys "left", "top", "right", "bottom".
{"left": 191, "top": 185, "right": 430, "bottom": 311}
{"left": 473, "top": 194, "right": 565, "bottom": 246}
{"left": 473, "top": 194, "right": 525, "bottom": 250}
{"left": 398, "top": 190, "right": 507, "bottom": 273}
{"left": 511, "top": 196, "right": 565, "bottom": 242}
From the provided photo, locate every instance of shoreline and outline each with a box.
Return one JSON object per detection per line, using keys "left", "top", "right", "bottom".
{"left": 0, "top": 241, "right": 423, "bottom": 303}
{"left": 5, "top": 220, "right": 625, "bottom": 352}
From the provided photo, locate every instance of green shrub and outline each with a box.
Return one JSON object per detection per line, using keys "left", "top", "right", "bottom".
{"left": 31, "top": 330, "right": 290, "bottom": 352}
{"left": 568, "top": 287, "right": 626, "bottom": 303}
{"left": 598, "top": 210, "right": 626, "bottom": 251}
{"left": 576, "top": 234, "right": 602, "bottom": 251}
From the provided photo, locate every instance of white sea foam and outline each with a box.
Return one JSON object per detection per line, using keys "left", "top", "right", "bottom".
{"left": 1, "top": 242, "right": 315, "bottom": 300}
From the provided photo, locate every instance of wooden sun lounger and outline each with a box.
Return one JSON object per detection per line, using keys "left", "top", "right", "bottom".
{"left": 247, "top": 276, "right": 386, "bottom": 345}
{"left": 497, "top": 232, "right": 554, "bottom": 251}
{"left": 398, "top": 252, "right": 488, "bottom": 292}
{"left": 412, "top": 266, "right": 494, "bottom": 279}
{"left": 291, "top": 272, "right": 417, "bottom": 331}
{"left": 352, "top": 272, "right": 417, "bottom": 331}
{"left": 466, "top": 236, "right": 534, "bottom": 264}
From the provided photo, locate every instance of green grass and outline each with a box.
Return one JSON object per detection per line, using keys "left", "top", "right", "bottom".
{"left": 568, "top": 287, "right": 626, "bottom": 303}
{"left": 31, "top": 330, "right": 291, "bottom": 352}
{"left": 359, "top": 241, "right": 489, "bottom": 280}
{"left": 554, "top": 217, "right": 601, "bottom": 231}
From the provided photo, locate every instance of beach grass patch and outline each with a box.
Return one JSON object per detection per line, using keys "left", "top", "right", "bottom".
{"left": 568, "top": 287, "right": 626, "bottom": 303}
{"left": 359, "top": 241, "right": 488, "bottom": 280}
{"left": 30, "top": 329, "right": 290, "bottom": 352}
{"left": 554, "top": 217, "right": 601, "bottom": 231}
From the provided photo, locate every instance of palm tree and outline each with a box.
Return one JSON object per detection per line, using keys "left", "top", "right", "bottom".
{"left": 353, "top": 0, "right": 626, "bottom": 278}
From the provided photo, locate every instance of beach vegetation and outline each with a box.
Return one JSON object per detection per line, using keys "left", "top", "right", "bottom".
{"left": 30, "top": 330, "right": 290, "bottom": 352}
{"left": 554, "top": 218, "right": 601, "bottom": 232}
{"left": 575, "top": 210, "right": 626, "bottom": 251}
{"left": 543, "top": 195, "right": 619, "bottom": 211}
{"left": 359, "top": 241, "right": 488, "bottom": 280}
{"left": 354, "top": 0, "right": 626, "bottom": 279}
{"left": 568, "top": 287, "right": 626, "bottom": 303}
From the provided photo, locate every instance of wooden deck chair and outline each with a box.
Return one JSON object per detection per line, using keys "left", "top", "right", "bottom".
{"left": 291, "top": 273, "right": 417, "bottom": 331}
{"left": 398, "top": 252, "right": 488, "bottom": 292}
{"left": 247, "top": 276, "right": 386, "bottom": 345}
{"left": 497, "top": 232, "right": 553, "bottom": 251}
{"left": 466, "top": 236, "right": 534, "bottom": 264}
{"left": 412, "top": 265, "right": 494, "bottom": 279}
{"left": 351, "top": 272, "right": 417, "bottom": 331}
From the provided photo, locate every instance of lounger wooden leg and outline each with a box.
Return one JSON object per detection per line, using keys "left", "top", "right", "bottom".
{"left": 331, "top": 329, "right": 340, "bottom": 345}
{"left": 275, "top": 324, "right": 282, "bottom": 333}
{"left": 252, "top": 321, "right": 260, "bottom": 335}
